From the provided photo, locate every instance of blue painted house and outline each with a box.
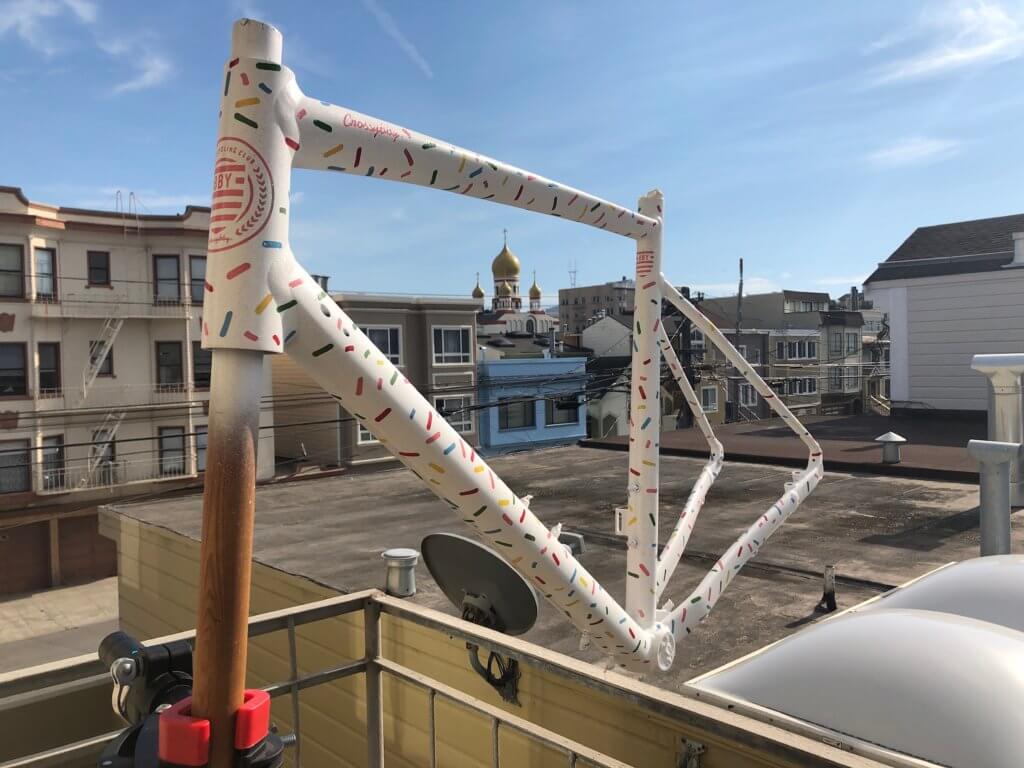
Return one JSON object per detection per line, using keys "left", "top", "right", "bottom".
{"left": 476, "top": 357, "right": 587, "bottom": 455}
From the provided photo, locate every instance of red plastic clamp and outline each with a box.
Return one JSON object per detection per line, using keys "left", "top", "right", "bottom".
{"left": 159, "top": 696, "right": 210, "bottom": 767}
{"left": 235, "top": 689, "right": 272, "bottom": 750}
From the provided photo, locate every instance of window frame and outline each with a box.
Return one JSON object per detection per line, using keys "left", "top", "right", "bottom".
{"left": 195, "top": 426, "right": 208, "bottom": 472}
{"left": 845, "top": 331, "right": 859, "bottom": 355}
{"left": 87, "top": 251, "right": 111, "bottom": 287}
{"left": 155, "top": 341, "right": 185, "bottom": 389}
{"left": 364, "top": 325, "right": 403, "bottom": 366}
{"left": 37, "top": 342, "right": 61, "bottom": 396}
{"left": 192, "top": 341, "right": 212, "bottom": 389}
{"left": 497, "top": 396, "right": 536, "bottom": 431}
{"left": 0, "top": 342, "right": 28, "bottom": 397}
{"left": 158, "top": 426, "right": 187, "bottom": 476}
{"left": 90, "top": 339, "right": 114, "bottom": 377}
{"left": 738, "top": 383, "right": 758, "bottom": 407}
{"left": 432, "top": 325, "right": 473, "bottom": 366}
{"left": 0, "top": 243, "right": 25, "bottom": 299}
{"left": 829, "top": 328, "right": 844, "bottom": 356}
{"left": 357, "top": 422, "right": 380, "bottom": 445}
{"left": 544, "top": 394, "right": 580, "bottom": 426}
{"left": 41, "top": 434, "right": 65, "bottom": 490}
{"left": 34, "top": 247, "right": 57, "bottom": 301}
{"left": 189, "top": 255, "right": 206, "bottom": 305}
{"left": 700, "top": 385, "right": 718, "bottom": 413}
{"left": 153, "top": 254, "right": 181, "bottom": 304}
{"left": 434, "top": 395, "right": 473, "bottom": 433}
{"left": 0, "top": 439, "right": 31, "bottom": 494}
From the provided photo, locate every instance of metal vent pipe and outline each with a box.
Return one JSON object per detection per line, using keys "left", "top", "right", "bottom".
{"left": 972, "top": 354, "right": 1024, "bottom": 506}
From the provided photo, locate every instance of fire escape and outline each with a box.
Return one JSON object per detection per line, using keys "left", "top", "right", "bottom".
{"left": 79, "top": 322, "right": 126, "bottom": 487}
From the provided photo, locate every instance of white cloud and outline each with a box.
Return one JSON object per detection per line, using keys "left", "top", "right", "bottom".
{"left": 867, "top": 0, "right": 1024, "bottom": 86}
{"left": 111, "top": 54, "right": 172, "bottom": 94}
{"left": 58, "top": 186, "right": 207, "bottom": 212}
{"left": 359, "top": 0, "right": 434, "bottom": 79}
{"left": 0, "top": 0, "right": 96, "bottom": 55}
{"left": 690, "top": 276, "right": 780, "bottom": 297}
{"left": 866, "top": 136, "right": 961, "bottom": 168}
{"left": 289, "top": 190, "right": 305, "bottom": 206}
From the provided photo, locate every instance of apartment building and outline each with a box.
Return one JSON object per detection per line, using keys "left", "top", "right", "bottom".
{"left": 699, "top": 290, "right": 864, "bottom": 419}
{"left": 272, "top": 291, "right": 479, "bottom": 468}
{"left": 0, "top": 185, "right": 274, "bottom": 595}
{"left": 558, "top": 277, "right": 635, "bottom": 335}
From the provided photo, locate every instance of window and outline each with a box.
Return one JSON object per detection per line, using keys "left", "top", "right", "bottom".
{"left": 38, "top": 342, "right": 60, "bottom": 394}
{"left": 87, "top": 251, "right": 110, "bottom": 286}
{"left": 365, "top": 326, "right": 401, "bottom": 365}
{"left": 35, "top": 248, "right": 56, "bottom": 300}
{"left": 776, "top": 341, "right": 786, "bottom": 361}
{"left": 846, "top": 332, "right": 859, "bottom": 355}
{"left": 159, "top": 427, "right": 186, "bottom": 476}
{"left": 545, "top": 395, "right": 579, "bottom": 426}
{"left": 435, "top": 395, "right": 473, "bottom": 433}
{"left": 739, "top": 383, "right": 757, "bottom": 407}
{"left": 690, "top": 328, "right": 705, "bottom": 349}
{"left": 845, "top": 365, "right": 860, "bottom": 390}
{"left": 189, "top": 256, "right": 206, "bottom": 304}
{"left": 787, "top": 377, "right": 817, "bottom": 395}
{"left": 0, "top": 244, "right": 24, "bottom": 297}
{"left": 357, "top": 422, "right": 379, "bottom": 445}
{"left": 154, "top": 254, "right": 180, "bottom": 303}
{"left": 432, "top": 327, "right": 471, "bottom": 365}
{"left": 0, "top": 440, "right": 30, "bottom": 493}
{"left": 829, "top": 328, "right": 843, "bottom": 356}
{"left": 700, "top": 386, "right": 718, "bottom": 413}
{"left": 808, "top": 340, "right": 817, "bottom": 358}
{"left": 92, "top": 429, "right": 115, "bottom": 464}
{"left": 498, "top": 397, "right": 536, "bottom": 431}
{"left": 829, "top": 367, "right": 842, "bottom": 392}
{"left": 0, "top": 343, "right": 27, "bottom": 396}
{"left": 90, "top": 340, "right": 114, "bottom": 376}
{"left": 737, "top": 345, "right": 747, "bottom": 360}
{"left": 41, "top": 435, "right": 65, "bottom": 490}
{"left": 192, "top": 342, "right": 212, "bottom": 388}
{"left": 195, "top": 427, "right": 208, "bottom": 472}
{"left": 749, "top": 348, "right": 761, "bottom": 364}
{"left": 156, "top": 342, "right": 184, "bottom": 387}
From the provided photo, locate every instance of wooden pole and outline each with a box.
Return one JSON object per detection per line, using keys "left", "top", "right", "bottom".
{"left": 191, "top": 348, "right": 264, "bottom": 768}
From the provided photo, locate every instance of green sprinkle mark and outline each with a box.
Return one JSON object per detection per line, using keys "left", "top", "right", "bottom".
{"left": 313, "top": 119, "right": 332, "bottom": 132}
{"left": 312, "top": 343, "right": 334, "bottom": 357}
{"left": 233, "top": 113, "right": 257, "bottom": 129}
{"left": 473, "top": 505, "right": 487, "bottom": 517}
{"left": 389, "top": 371, "right": 398, "bottom": 385}
{"left": 256, "top": 62, "right": 281, "bottom": 71}
{"left": 276, "top": 300, "right": 297, "bottom": 312}
{"left": 422, "top": 143, "right": 436, "bottom": 150}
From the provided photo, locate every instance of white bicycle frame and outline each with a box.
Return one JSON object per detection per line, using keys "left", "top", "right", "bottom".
{"left": 204, "top": 19, "right": 823, "bottom": 672}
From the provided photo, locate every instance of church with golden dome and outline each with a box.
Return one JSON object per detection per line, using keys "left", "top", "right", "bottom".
{"left": 473, "top": 233, "right": 559, "bottom": 339}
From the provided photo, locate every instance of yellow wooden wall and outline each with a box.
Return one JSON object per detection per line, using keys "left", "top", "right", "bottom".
{"left": 103, "top": 512, "right": 885, "bottom": 768}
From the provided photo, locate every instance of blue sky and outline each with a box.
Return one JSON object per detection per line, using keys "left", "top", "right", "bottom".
{"left": 3, "top": 1, "right": 1024, "bottom": 298}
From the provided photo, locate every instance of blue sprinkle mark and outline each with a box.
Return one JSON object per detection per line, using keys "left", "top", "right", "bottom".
{"left": 429, "top": 170, "right": 438, "bottom": 185}
{"left": 671, "top": 619, "right": 676, "bottom": 633}
{"left": 365, "top": 165, "right": 375, "bottom": 176}
{"left": 443, "top": 184, "right": 460, "bottom": 191}
{"left": 327, "top": 166, "right": 346, "bottom": 172}
{"left": 469, "top": 167, "right": 483, "bottom": 178}
{"left": 259, "top": 82, "right": 272, "bottom": 94}
{"left": 618, "top": 617, "right": 627, "bottom": 624}
{"left": 219, "top": 311, "right": 233, "bottom": 337}
{"left": 641, "top": 416, "right": 652, "bottom": 429}
{"left": 284, "top": 329, "right": 297, "bottom": 345}
{"left": 443, "top": 442, "right": 456, "bottom": 455}
{"left": 409, "top": 408, "right": 416, "bottom": 420}
{"left": 262, "top": 240, "right": 282, "bottom": 249}
{"left": 570, "top": 568, "right": 577, "bottom": 582}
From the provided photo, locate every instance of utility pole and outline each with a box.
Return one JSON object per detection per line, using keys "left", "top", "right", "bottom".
{"left": 732, "top": 257, "right": 744, "bottom": 422}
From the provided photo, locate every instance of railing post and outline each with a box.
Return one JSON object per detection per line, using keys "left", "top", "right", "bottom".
{"left": 364, "top": 600, "right": 384, "bottom": 768}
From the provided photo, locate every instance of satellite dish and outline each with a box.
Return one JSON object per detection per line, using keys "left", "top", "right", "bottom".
{"left": 421, "top": 533, "right": 538, "bottom": 636}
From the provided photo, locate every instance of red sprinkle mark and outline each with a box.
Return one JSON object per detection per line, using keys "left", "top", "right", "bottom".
{"left": 461, "top": 183, "right": 474, "bottom": 194}
{"left": 354, "top": 147, "right": 362, "bottom": 167}
{"left": 514, "top": 185, "right": 524, "bottom": 201}
{"left": 594, "top": 212, "right": 606, "bottom": 225}
{"left": 425, "top": 432, "right": 441, "bottom": 444}
{"left": 204, "top": 281, "right": 214, "bottom": 292}
{"left": 296, "top": 108, "right": 307, "bottom": 120}
{"left": 240, "top": 73, "right": 250, "bottom": 86}
{"left": 355, "top": 377, "right": 363, "bottom": 396}
{"left": 426, "top": 412, "right": 433, "bottom": 430}
{"left": 653, "top": 319, "right": 660, "bottom": 332}
{"left": 646, "top": 488, "right": 658, "bottom": 494}
{"left": 243, "top": 330, "right": 258, "bottom": 342}
{"left": 629, "top": 468, "right": 641, "bottom": 476}
{"left": 459, "top": 487, "right": 479, "bottom": 496}
{"left": 403, "top": 148, "right": 414, "bottom": 166}
{"left": 288, "top": 278, "right": 303, "bottom": 288}
{"left": 643, "top": 358, "right": 652, "bottom": 365}
{"left": 568, "top": 194, "right": 578, "bottom": 206}
{"left": 399, "top": 451, "right": 419, "bottom": 457}
{"left": 272, "top": 334, "right": 280, "bottom": 346}
{"left": 527, "top": 175, "right": 535, "bottom": 181}
{"left": 203, "top": 322, "right": 209, "bottom": 336}
{"left": 628, "top": 628, "right": 636, "bottom": 639}
{"left": 460, "top": 441, "right": 466, "bottom": 458}
{"left": 469, "top": 450, "right": 476, "bottom": 462}
{"left": 736, "top": 545, "right": 743, "bottom": 557}
{"left": 284, "top": 137, "right": 300, "bottom": 151}
{"left": 638, "top": 563, "right": 650, "bottom": 576}
{"left": 641, "top": 281, "right": 656, "bottom": 289}
{"left": 400, "top": 171, "right": 412, "bottom": 178}
{"left": 638, "top": 386, "right": 647, "bottom": 400}
{"left": 229, "top": 58, "right": 239, "bottom": 68}
{"left": 374, "top": 408, "right": 392, "bottom": 422}
{"left": 488, "top": 470, "right": 495, "bottom": 490}
{"left": 336, "top": 318, "right": 342, "bottom": 330}
{"left": 379, "top": 168, "right": 387, "bottom": 176}
{"left": 519, "top": 510, "right": 526, "bottom": 523}
{"left": 552, "top": 553, "right": 560, "bottom": 566}
{"left": 344, "top": 344, "right": 355, "bottom": 352}
{"left": 376, "top": 377, "right": 383, "bottom": 391}
{"left": 226, "top": 262, "right": 251, "bottom": 280}
{"left": 502, "top": 513, "right": 513, "bottom": 525}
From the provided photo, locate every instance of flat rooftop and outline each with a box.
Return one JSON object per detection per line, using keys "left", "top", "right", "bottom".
{"left": 110, "top": 444, "right": 1014, "bottom": 690}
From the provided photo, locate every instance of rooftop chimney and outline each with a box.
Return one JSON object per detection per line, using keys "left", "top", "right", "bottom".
{"left": 1010, "top": 233, "right": 1024, "bottom": 268}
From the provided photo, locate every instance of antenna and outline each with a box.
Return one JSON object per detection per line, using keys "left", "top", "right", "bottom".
{"left": 569, "top": 258, "right": 577, "bottom": 288}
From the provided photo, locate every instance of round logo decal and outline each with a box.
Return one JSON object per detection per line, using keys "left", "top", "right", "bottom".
{"left": 208, "top": 137, "right": 274, "bottom": 253}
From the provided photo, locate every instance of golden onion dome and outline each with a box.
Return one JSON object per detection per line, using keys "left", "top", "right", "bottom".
{"left": 529, "top": 271, "right": 541, "bottom": 300}
{"left": 472, "top": 273, "right": 485, "bottom": 299}
{"left": 498, "top": 280, "right": 513, "bottom": 296}
{"left": 491, "top": 243, "right": 521, "bottom": 280}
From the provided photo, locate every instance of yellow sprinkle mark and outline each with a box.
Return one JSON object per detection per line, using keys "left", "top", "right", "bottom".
{"left": 323, "top": 143, "right": 344, "bottom": 157}
{"left": 473, "top": 466, "right": 485, "bottom": 473}
{"left": 235, "top": 97, "right": 260, "bottom": 108}
{"left": 498, "top": 499, "right": 510, "bottom": 507}
{"left": 457, "top": 154, "right": 467, "bottom": 173}
{"left": 627, "top": 516, "right": 637, "bottom": 526}
{"left": 638, "top": 404, "right": 647, "bottom": 411}
{"left": 254, "top": 293, "right": 273, "bottom": 314}
{"left": 429, "top": 479, "right": 441, "bottom": 485}
{"left": 511, "top": 556, "right": 523, "bottom": 565}
{"left": 579, "top": 576, "right": 588, "bottom": 587}
{"left": 376, "top": 359, "right": 385, "bottom": 365}
{"left": 642, "top": 459, "right": 655, "bottom": 467}
{"left": 429, "top": 463, "right": 445, "bottom": 474}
